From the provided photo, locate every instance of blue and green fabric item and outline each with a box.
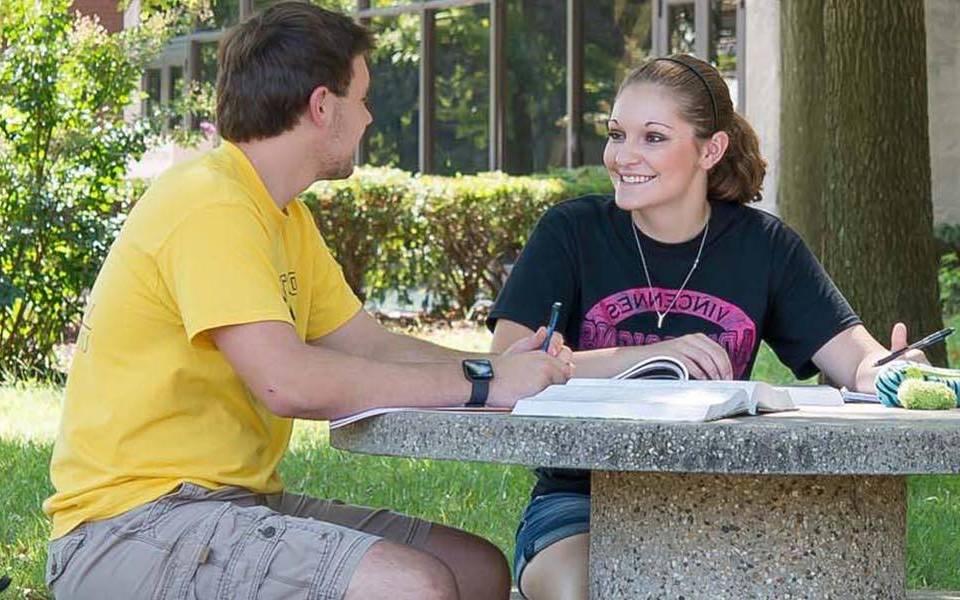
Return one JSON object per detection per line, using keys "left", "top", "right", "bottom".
{"left": 875, "top": 361, "right": 960, "bottom": 408}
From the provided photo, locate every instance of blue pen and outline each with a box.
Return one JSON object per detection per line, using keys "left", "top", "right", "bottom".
{"left": 541, "top": 302, "right": 562, "bottom": 353}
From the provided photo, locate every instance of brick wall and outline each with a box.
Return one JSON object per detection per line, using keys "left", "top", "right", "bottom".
{"left": 71, "top": 0, "right": 124, "bottom": 33}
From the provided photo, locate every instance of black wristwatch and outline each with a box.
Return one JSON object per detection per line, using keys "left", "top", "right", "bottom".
{"left": 462, "top": 359, "right": 494, "bottom": 407}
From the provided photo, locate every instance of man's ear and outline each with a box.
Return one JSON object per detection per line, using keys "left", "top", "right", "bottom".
{"left": 700, "top": 130, "right": 729, "bottom": 170}
{"left": 306, "top": 86, "right": 331, "bottom": 128}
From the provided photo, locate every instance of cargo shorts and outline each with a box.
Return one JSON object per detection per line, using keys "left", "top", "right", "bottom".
{"left": 45, "top": 483, "right": 432, "bottom": 599}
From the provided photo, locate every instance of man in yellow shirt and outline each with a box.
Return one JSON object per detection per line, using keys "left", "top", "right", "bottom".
{"left": 43, "top": 3, "right": 572, "bottom": 598}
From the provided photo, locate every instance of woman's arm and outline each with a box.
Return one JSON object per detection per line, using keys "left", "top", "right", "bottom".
{"left": 812, "top": 323, "right": 927, "bottom": 392}
{"left": 492, "top": 319, "right": 733, "bottom": 380}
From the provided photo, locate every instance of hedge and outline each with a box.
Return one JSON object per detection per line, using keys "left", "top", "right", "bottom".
{"left": 302, "top": 166, "right": 611, "bottom": 315}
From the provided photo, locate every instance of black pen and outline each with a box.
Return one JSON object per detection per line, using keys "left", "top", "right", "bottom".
{"left": 541, "top": 302, "right": 562, "bottom": 353}
{"left": 873, "top": 327, "right": 955, "bottom": 367}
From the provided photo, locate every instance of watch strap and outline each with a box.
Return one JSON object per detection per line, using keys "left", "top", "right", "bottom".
{"left": 466, "top": 379, "right": 489, "bottom": 407}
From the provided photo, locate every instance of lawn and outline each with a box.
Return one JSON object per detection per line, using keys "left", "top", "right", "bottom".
{"left": 2, "top": 322, "right": 960, "bottom": 597}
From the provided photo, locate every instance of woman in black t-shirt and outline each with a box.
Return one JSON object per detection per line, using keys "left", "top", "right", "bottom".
{"left": 488, "top": 55, "right": 927, "bottom": 600}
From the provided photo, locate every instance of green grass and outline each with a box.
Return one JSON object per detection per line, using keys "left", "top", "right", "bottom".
{"left": 3, "top": 322, "right": 960, "bottom": 596}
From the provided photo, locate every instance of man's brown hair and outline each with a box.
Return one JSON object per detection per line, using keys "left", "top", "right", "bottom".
{"left": 216, "top": 1, "right": 374, "bottom": 143}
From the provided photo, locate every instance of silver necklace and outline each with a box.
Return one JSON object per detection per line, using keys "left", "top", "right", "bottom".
{"left": 631, "top": 216, "right": 709, "bottom": 329}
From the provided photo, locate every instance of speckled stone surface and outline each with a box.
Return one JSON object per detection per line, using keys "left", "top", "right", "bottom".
{"left": 331, "top": 405, "right": 960, "bottom": 599}
{"left": 330, "top": 405, "right": 960, "bottom": 475}
{"left": 590, "top": 472, "right": 905, "bottom": 599}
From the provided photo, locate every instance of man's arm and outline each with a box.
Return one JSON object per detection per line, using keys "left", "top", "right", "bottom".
{"left": 309, "top": 310, "right": 482, "bottom": 362}
{"left": 312, "top": 309, "right": 569, "bottom": 362}
{"left": 210, "top": 319, "right": 572, "bottom": 420}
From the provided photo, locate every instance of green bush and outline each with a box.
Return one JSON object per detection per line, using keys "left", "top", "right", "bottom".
{"left": 0, "top": 0, "right": 169, "bottom": 381}
{"left": 418, "top": 173, "right": 567, "bottom": 312}
{"left": 302, "top": 166, "right": 612, "bottom": 315}
{"left": 940, "top": 253, "right": 960, "bottom": 316}
{"left": 302, "top": 167, "right": 420, "bottom": 302}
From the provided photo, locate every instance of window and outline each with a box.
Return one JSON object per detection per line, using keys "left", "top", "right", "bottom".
{"left": 141, "top": 0, "right": 746, "bottom": 173}
{"left": 169, "top": 66, "right": 184, "bottom": 129}
{"left": 364, "top": 14, "right": 420, "bottom": 171}
{"left": 144, "top": 68, "right": 162, "bottom": 119}
{"left": 504, "top": 0, "right": 566, "bottom": 173}
{"left": 582, "top": 0, "right": 652, "bottom": 165}
{"left": 434, "top": 5, "right": 489, "bottom": 174}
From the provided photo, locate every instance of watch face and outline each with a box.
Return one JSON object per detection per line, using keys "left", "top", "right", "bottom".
{"left": 463, "top": 359, "right": 494, "bottom": 381}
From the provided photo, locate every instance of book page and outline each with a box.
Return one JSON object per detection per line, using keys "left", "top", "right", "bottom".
{"left": 329, "top": 406, "right": 510, "bottom": 430}
{"left": 775, "top": 385, "right": 844, "bottom": 406}
{"left": 512, "top": 382, "right": 753, "bottom": 422}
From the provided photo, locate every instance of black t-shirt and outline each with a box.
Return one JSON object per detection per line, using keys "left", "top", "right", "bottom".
{"left": 488, "top": 195, "right": 861, "bottom": 497}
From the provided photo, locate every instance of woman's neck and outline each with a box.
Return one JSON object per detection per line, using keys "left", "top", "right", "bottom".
{"left": 631, "top": 198, "right": 711, "bottom": 244}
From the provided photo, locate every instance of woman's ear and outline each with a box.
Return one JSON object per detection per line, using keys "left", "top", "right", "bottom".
{"left": 700, "top": 130, "right": 730, "bottom": 170}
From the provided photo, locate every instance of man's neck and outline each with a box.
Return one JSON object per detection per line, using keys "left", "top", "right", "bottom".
{"left": 235, "top": 136, "right": 315, "bottom": 211}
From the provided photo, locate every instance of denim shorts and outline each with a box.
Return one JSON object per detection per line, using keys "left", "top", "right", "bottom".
{"left": 513, "top": 492, "right": 590, "bottom": 595}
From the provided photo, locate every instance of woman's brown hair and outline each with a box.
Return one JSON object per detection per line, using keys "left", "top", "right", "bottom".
{"left": 619, "top": 54, "right": 766, "bottom": 203}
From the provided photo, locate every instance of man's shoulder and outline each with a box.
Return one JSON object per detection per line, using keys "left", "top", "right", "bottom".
{"left": 147, "top": 151, "right": 251, "bottom": 209}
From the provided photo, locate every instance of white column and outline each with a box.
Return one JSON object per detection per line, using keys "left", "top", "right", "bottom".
{"left": 744, "top": 0, "right": 780, "bottom": 216}
{"left": 926, "top": 0, "right": 960, "bottom": 226}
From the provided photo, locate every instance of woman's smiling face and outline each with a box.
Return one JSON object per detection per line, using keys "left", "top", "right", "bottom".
{"left": 603, "top": 83, "right": 707, "bottom": 212}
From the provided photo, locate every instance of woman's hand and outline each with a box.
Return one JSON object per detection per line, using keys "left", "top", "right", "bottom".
{"left": 886, "top": 322, "right": 929, "bottom": 365}
{"left": 653, "top": 333, "right": 733, "bottom": 380}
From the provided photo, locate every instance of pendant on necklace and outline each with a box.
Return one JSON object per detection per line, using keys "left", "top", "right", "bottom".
{"left": 657, "top": 313, "right": 666, "bottom": 329}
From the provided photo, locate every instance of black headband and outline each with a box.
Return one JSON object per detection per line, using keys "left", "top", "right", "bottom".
{"left": 651, "top": 57, "right": 719, "bottom": 133}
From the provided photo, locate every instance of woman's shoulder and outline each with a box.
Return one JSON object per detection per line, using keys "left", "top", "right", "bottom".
{"left": 714, "top": 200, "right": 802, "bottom": 246}
{"left": 543, "top": 193, "right": 617, "bottom": 224}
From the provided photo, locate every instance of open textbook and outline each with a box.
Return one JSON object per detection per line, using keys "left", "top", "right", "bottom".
{"left": 329, "top": 356, "right": 862, "bottom": 428}
{"left": 512, "top": 379, "right": 819, "bottom": 422}
{"left": 512, "top": 355, "right": 847, "bottom": 422}
{"left": 613, "top": 355, "right": 689, "bottom": 380}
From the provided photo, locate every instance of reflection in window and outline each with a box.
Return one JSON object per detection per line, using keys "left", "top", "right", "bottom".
{"left": 667, "top": 3, "right": 696, "bottom": 55}
{"left": 434, "top": 5, "right": 489, "bottom": 175}
{"left": 364, "top": 14, "right": 420, "bottom": 171}
{"left": 199, "top": 42, "right": 218, "bottom": 86}
{"left": 144, "top": 68, "right": 162, "bottom": 119}
{"left": 170, "top": 66, "right": 184, "bottom": 129}
{"left": 505, "top": 0, "right": 566, "bottom": 174}
{"left": 710, "top": 0, "right": 738, "bottom": 110}
{"left": 583, "top": 0, "right": 652, "bottom": 166}
{"left": 198, "top": 0, "right": 240, "bottom": 30}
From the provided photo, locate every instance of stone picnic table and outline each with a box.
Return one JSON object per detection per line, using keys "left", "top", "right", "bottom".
{"left": 330, "top": 404, "right": 960, "bottom": 599}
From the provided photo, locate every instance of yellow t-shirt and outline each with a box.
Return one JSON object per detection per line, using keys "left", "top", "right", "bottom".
{"left": 44, "top": 141, "right": 361, "bottom": 538}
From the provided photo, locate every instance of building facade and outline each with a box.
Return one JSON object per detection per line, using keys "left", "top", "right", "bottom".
{"left": 85, "top": 0, "right": 960, "bottom": 224}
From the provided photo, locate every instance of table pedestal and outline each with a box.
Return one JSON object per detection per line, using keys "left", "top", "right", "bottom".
{"left": 590, "top": 472, "right": 905, "bottom": 599}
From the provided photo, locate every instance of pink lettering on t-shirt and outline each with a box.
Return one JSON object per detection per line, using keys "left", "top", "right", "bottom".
{"left": 579, "top": 287, "right": 756, "bottom": 378}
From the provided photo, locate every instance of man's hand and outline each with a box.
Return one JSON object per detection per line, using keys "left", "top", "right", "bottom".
{"left": 487, "top": 348, "right": 573, "bottom": 408}
{"left": 503, "top": 326, "right": 573, "bottom": 362}
{"left": 489, "top": 326, "right": 574, "bottom": 408}
{"left": 653, "top": 333, "right": 733, "bottom": 380}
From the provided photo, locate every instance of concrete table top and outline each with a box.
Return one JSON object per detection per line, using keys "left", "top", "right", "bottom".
{"left": 331, "top": 405, "right": 960, "bottom": 599}
{"left": 330, "top": 404, "right": 960, "bottom": 475}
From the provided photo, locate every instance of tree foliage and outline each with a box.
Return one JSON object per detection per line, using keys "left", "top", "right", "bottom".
{"left": 0, "top": 0, "right": 169, "bottom": 380}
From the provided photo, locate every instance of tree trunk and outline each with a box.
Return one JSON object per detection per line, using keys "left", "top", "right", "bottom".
{"left": 779, "top": 0, "right": 945, "bottom": 366}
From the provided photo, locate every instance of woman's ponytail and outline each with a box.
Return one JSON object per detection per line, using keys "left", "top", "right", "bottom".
{"left": 708, "top": 112, "right": 766, "bottom": 203}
